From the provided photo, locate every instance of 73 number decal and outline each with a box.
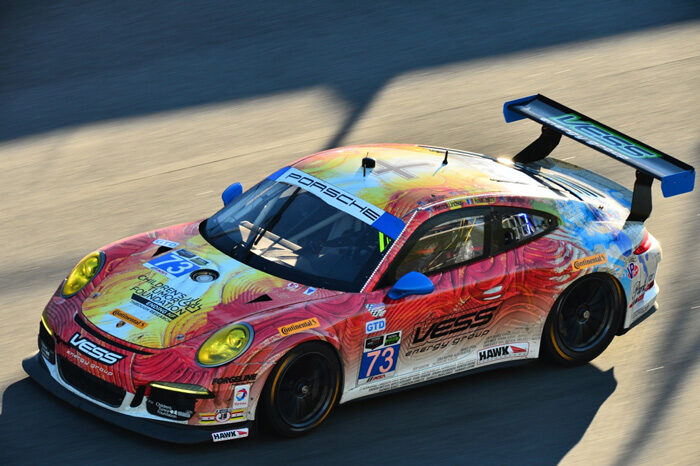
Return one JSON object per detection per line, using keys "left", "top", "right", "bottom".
{"left": 144, "top": 251, "right": 201, "bottom": 277}
{"left": 358, "top": 331, "right": 401, "bottom": 382}
{"left": 361, "top": 346, "right": 396, "bottom": 378}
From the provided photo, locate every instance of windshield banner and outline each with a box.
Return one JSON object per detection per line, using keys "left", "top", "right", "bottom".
{"left": 269, "top": 167, "right": 404, "bottom": 239}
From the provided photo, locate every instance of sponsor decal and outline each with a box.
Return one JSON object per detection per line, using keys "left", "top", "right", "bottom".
{"left": 358, "top": 332, "right": 401, "bottom": 384}
{"left": 378, "top": 232, "right": 393, "bottom": 253}
{"left": 270, "top": 167, "right": 404, "bottom": 239}
{"left": 212, "top": 428, "right": 249, "bottom": 442}
{"left": 632, "top": 281, "right": 645, "bottom": 298}
{"left": 629, "top": 278, "right": 654, "bottom": 307}
{"left": 153, "top": 238, "right": 179, "bottom": 248}
{"left": 212, "top": 374, "right": 257, "bottom": 385}
{"left": 447, "top": 199, "right": 464, "bottom": 210}
{"left": 477, "top": 343, "right": 529, "bottom": 365}
{"left": 626, "top": 262, "right": 639, "bottom": 279}
{"left": 232, "top": 385, "right": 250, "bottom": 410}
{"left": 190, "top": 257, "right": 209, "bottom": 266}
{"left": 405, "top": 308, "right": 493, "bottom": 357}
{"left": 365, "top": 303, "right": 386, "bottom": 318}
{"left": 550, "top": 113, "right": 661, "bottom": 160}
{"left": 287, "top": 282, "right": 301, "bottom": 291}
{"left": 365, "top": 335, "right": 384, "bottom": 350}
{"left": 384, "top": 332, "right": 401, "bottom": 346}
{"left": 304, "top": 287, "right": 317, "bottom": 295}
{"left": 571, "top": 253, "right": 607, "bottom": 271}
{"left": 146, "top": 399, "right": 193, "bottom": 420}
{"left": 130, "top": 275, "right": 202, "bottom": 321}
{"left": 277, "top": 167, "right": 383, "bottom": 223}
{"left": 278, "top": 318, "right": 320, "bottom": 336}
{"left": 65, "top": 349, "right": 114, "bottom": 376}
{"left": 200, "top": 409, "right": 245, "bottom": 424}
{"left": 69, "top": 333, "right": 124, "bottom": 365}
{"left": 110, "top": 309, "right": 148, "bottom": 329}
{"left": 214, "top": 409, "right": 233, "bottom": 423}
{"left": 365, "top": 318, "right": 386, "bottom": 334}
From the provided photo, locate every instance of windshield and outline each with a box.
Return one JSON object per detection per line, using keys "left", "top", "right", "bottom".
{"left": 201, "top": 179, "right": 391, "bottom": 292}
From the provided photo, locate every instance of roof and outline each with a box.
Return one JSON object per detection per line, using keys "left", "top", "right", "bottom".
{"left": 291, "top": 144, "right": 557, "bottom": 219}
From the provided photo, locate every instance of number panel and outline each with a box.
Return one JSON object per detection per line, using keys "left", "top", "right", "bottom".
{"left": 357, "top": 331, "right": 401, "bottom": 383}
{"left": 144, "top": 251, "right": 201, "bottom": 277}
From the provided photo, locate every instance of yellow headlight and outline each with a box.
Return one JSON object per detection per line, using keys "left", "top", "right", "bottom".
{"left": 41, "top": 311, "right": 54, "bottom": 336}
{"left": 61, "top": 251, "right": 104, "bottom": 298}
{"left": 196, "top": 323, "right": 253, "bottom": 367}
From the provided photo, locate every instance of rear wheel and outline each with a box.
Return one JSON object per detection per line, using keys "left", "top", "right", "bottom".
{"left": 541, "top": 274, "right": 623, "bottom": 366}
{"left": 260, "top": 342, "right": 341, "bottom": 437}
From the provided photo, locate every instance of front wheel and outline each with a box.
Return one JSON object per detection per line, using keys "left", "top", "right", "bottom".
{"left": 260, "top": 342, "right": 341, "bottom": 437}
{"left": 541, "top": 274, "right": 623, "bottom": 366}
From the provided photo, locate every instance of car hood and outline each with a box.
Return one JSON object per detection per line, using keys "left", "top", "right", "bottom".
{"left": 81, "top": 225, "right": 332, "bottom": 349}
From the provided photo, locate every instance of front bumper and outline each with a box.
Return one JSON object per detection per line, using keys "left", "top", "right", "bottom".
{"left": 23, "top": 352, "right": 253, "bottom": 444}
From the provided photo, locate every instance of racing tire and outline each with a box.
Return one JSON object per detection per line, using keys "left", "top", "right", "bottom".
{"left": 260, "top": 341, "right": 341, "bottom": 437}
{"left": 541, "top": 274, "right": 623, "bottom": 366}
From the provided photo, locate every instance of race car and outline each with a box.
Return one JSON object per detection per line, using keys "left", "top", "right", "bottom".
{"left": 24, "top": 95, "right": 695, "bottom": 443}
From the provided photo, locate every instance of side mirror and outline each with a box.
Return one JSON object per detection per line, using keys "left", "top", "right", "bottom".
{"left": 221, "top": 182, "right": 243, "bottom": 206}
{"left": 388, "top": 271, "right": 434, "bottom": 300}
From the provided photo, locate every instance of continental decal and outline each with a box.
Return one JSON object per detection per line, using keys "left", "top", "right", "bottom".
{"left": 571, "top": 253, "right": 607, "bottom": 271}
{"left": 278, "top": 318, "right": 320, "bottom": 336}
{"left": 110, "top": 309, "right": 148, "bottom": 329}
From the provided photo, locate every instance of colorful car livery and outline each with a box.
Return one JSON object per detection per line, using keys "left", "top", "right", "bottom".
{"left": 24, "top": 94, "right": 694, "bottom": 443}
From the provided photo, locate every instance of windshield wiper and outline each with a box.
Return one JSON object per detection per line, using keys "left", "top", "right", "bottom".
{"left": 243, "top": 187, "right": 301, "bottom": 260}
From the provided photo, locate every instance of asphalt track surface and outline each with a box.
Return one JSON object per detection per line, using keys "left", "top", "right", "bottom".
{"left": 1, "top": 2, "right": 699, "bottom": 464}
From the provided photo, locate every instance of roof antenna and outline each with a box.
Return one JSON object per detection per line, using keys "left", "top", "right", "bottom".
{"left": 442, "top": 149, "right": 449, "bottom": 165}
{"left": 362, "top": 154, "right": 375, "bottom": 177}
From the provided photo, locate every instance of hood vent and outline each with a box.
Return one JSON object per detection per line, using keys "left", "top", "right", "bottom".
{"left": 152, "top": 246, "right": 173, "bottom": 257}
{"left": 247, "top": 294, "right": 272, "bottom": 304}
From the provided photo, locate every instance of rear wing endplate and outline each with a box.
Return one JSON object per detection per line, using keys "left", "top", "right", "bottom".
{"left": 503, "top": 94, "right": 695, "bottom": 221}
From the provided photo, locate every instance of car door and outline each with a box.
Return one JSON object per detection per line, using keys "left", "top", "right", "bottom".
{"left": 359, "top": 207, "right": 510, "bottom": 388}
{"left": 476, "top": 206, "right": 560, "bottom": 363}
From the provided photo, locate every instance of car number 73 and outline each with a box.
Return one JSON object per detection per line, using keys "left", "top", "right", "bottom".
{"left": 144, "top": 251, "right": 200, "bottom": 277}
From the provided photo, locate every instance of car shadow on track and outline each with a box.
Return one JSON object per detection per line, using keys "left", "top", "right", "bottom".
{"left": 1, "top": 361, "right": 615, "bottom": 465}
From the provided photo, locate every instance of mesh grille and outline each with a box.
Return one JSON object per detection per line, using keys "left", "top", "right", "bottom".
{"left": 58, "top": 356, "right": 126, "bottom": 407}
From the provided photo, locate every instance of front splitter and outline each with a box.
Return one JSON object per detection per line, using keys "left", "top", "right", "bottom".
{"left": 22, "top": 352, "right": 254, "bottom": 444}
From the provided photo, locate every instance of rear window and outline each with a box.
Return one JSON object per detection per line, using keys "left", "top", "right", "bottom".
{"left": 501, "top": 212, "right": 551, "bottom": 246}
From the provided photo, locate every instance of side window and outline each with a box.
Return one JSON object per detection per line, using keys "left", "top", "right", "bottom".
{"left": 394, "top": 214, "right": 486, "bottom": 279}
{"left": 499, "top": 211, "right": 553, "bottom": 248}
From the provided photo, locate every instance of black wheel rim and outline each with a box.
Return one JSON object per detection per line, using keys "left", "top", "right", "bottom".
{"left": 556, "top": 277, "right": 617, "bottom": 353}
{"left": 276, "top": 352, "right": 334, "bottom": 429}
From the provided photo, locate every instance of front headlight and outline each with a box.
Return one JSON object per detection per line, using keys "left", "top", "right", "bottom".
{"left": 196, "top": 323, "right": 253, "bottom": 367}
{"left": 61, "top": 251, "right": 105, "bottom": 298}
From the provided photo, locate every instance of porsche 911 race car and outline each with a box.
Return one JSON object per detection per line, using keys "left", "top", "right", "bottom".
{"left": 24, "top": 95, "right": 695, "bottom": 443}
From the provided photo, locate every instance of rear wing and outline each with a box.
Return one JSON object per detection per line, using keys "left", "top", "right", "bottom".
{"left": 503, "top": 94, "right": 695, "bottom": 222}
